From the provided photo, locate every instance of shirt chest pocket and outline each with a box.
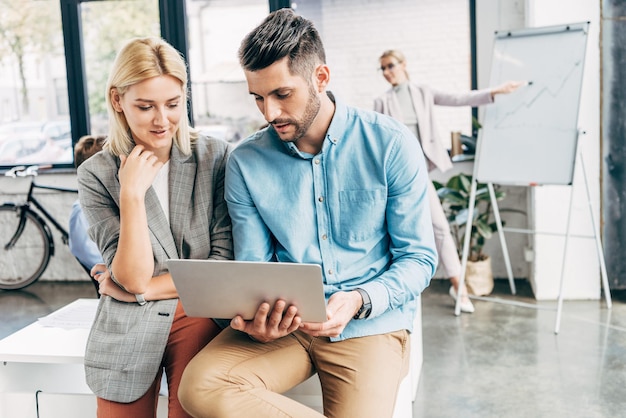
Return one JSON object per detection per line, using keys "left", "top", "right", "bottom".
{"left": 338, "top": 188, "right": 386, "bottom": 243}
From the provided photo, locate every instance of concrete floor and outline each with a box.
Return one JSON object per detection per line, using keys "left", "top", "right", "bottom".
{"left": 1, "top": 278, "right": 625, "bottom": 417}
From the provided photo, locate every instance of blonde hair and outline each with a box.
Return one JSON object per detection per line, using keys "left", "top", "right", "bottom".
{"left": 104, "top": 37, "right": 197, "bottom": 156}
{"left": 379, "top": 49, "right": 410, "bottom": 80}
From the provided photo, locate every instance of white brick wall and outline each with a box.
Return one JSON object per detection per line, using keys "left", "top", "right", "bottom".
{"left": 191, "top": 0, "right": 475, "bottom": 144}
{"left": 298, "top": 0, "right": 474, "bottom": 144}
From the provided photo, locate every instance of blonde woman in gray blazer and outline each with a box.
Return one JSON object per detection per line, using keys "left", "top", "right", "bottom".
{"left": 374, "top": 49, "right": 522, "bottom": 313}
{"left": 77, "top": 37, "right": 233, "bottom": 417}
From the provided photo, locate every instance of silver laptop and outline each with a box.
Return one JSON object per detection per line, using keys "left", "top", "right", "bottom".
{"left": 167, "top": 259, "right": 327, "bottom": 322}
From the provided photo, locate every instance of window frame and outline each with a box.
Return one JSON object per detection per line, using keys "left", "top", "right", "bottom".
{"left": 60, "top": 0, "right": 191, "bottom": 170}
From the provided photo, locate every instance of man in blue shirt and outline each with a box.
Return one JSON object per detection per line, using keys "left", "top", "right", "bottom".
{"left": 179, "top": 9, "right": 437, "bottom": 418}
{"left": 69, "top": 135, "right": 105, "bottom": 293}
{"left": 69, "top": 201, "right": 103, "bottom": 269}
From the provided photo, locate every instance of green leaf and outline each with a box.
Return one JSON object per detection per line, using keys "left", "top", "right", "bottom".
{"left": 475, "top": 219, "right": 493, "bottom": 239}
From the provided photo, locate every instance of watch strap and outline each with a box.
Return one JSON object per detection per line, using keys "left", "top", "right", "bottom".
{"left": 135, "top": 293, "right": 147, "bottom": 306}
{"left": 353, "top": 288, "right": 372, "bottom": 319}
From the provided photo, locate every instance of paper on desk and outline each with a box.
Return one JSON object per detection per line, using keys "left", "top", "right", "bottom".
{"left": 37, "top": 298, "right": 98, "bottom": 329}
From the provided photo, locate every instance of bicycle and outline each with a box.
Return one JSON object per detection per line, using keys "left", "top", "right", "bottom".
{"left": 0, "top": 165, "right": 95, "bottom": 291}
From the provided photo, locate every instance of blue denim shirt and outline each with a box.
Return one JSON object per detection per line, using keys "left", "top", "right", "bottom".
{"left": 225, "top": 95, "right": 437, "bottom": 341}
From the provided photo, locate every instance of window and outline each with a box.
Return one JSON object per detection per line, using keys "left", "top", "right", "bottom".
{"left": 0, "top": 0, "right": 473, "bottom": 168}
{"left": 80, "top": 0, "right": 161, "bottom": 137}
{"left": 0, "top": 0, "right": 161, "bottom": 169}
{"left": 186, "top": 0, "right": 270, "bottom": 145}
{"left": 0, "top": 0, "right": 72, "bottom": 166}
{"left": 185, "top": 0, "right": 472, "bottom": 147}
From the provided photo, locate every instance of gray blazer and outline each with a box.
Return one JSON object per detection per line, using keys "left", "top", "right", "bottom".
{"left": 77, "top": 135, "right": 233, "bottom": 403}
{"left": 374, "top": 82, "right": 493, "bottom": 173}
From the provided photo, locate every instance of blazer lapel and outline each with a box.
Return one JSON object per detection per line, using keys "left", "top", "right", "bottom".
{"left": 145, "top": 186, "right": 178, "bottom": 260}
{"left": 168, "top": 144, "right": 196, "bottom": 259}
{"left": 144, "top": 144, "right": 195, "bottom": 262}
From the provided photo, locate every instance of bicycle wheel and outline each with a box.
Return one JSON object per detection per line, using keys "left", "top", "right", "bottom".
{"left": 0, "top": 205, "right": 51, "bottom": 290}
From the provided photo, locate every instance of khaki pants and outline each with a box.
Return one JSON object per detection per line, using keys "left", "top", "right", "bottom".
{"left": 179, "top": 327, "right": 410, "bottom": 418}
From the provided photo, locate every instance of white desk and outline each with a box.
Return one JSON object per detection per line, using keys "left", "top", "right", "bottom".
{"left": 0, "top": 299, "right": 92, "bottom": 418}
{"left": 0, "top": 298, "right": 422, "bottom": 418}
{"left": 0, "top": 299, "right": 139, "bottom": 418}
{"left": 0, "top": 299, "right": 169, "bottom": 418}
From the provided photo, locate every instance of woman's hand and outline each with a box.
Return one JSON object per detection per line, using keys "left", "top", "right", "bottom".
{"left": 491, "top": 80, "right": 527, "bottom": 97}
{"left": 118, "top": 145, "right": 163, "bottom": 198}
{"left": 91, "top": 263, "right": 135, "bottom": 302}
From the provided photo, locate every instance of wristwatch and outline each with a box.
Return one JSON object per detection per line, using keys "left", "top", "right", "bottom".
{"left": 135, "top": 293, "right": 147, "bottom": 306}
{"left": 353, "top": 288, "right": 372, "bottom": 320}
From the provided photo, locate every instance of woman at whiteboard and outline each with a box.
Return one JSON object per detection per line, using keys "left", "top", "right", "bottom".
{"left": 374, "top": 49, "right": 523, "bottom": 313}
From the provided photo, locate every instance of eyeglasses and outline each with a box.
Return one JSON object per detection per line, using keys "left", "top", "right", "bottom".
{"left": 379, "top": 63, "right": 397, "bottom": 72}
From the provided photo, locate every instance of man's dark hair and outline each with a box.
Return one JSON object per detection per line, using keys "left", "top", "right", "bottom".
{"left": 74, "top": 135, "right": 106, "bottom": 168}
{"left": 238, "top": 8, "right": 326, "bottom": 80}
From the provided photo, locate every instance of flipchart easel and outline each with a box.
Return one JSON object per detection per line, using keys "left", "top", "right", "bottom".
{"left": 454, "top": 130, "right": 612, "bottom": 334}
{"left": 452, "top": 22, "right": 612, "bottom": 333}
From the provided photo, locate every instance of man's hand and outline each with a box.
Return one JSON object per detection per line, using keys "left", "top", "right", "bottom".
{"left": 298, "top": 290, "right": 362, "bottom": 338}
{"left": 230, "top": 300, "right": 302, "bottom": 343}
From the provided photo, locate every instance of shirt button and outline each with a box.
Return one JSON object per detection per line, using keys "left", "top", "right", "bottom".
{"left": 318, "top": 196, "right": 324, "bottom": 202}
{"left": 322, "top": 234, "right": 327, "bottom": 240}
{"left": 314, "top": 159, "right": 320, "bottom": 165}
{"left": 328, "top": 269, "right": 333, "bottom": 275}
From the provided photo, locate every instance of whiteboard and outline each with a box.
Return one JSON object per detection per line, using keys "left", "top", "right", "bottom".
{"left": 475, "top": 22, "right": 589, "bottom": 185}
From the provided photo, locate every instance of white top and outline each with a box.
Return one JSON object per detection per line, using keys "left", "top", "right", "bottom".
{"left": 394, "top": 82, "right": 419, "bottom": 126}
{"left": 152, "top": 160, "right": 170, "bottom": 224}
{"left": 393, "top": 82, "right": 421, "bottom": 142}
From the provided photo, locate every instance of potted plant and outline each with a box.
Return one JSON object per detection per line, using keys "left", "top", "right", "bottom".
{"left": 433, "top": 172, "right": 505, "bottom": 295}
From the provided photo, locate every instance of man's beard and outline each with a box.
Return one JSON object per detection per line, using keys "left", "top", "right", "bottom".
{"left": 274, "top": 85, "right": 321, "bottom": 143}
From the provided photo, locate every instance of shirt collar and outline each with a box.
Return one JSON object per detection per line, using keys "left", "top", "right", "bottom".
{"left": 325, "top": 91, "right": 345, "bottom": 148}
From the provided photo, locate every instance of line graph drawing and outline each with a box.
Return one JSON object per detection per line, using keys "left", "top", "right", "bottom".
{"left": 491, "top": 59, "right": 583, "bottom": 131}
{"left": 475, "top": 22, "right": 589, "bottom": 186}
